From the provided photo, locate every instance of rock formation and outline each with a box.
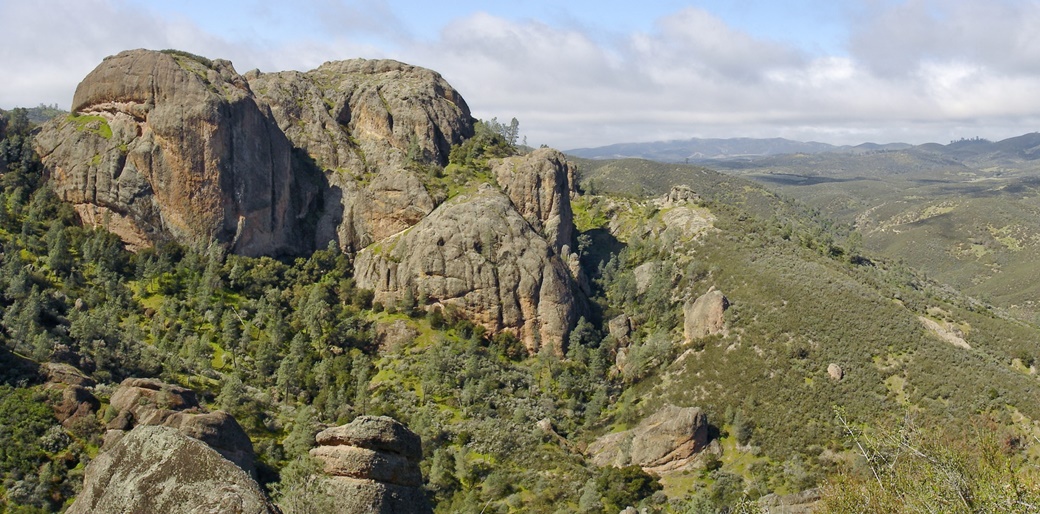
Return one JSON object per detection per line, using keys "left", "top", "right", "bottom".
{"left": 37, "top": 49, "right": 582, "bottom": 355}
{"left": 827, "top": 363, "right": 844, "bottom": 381}
{"left": 310, "top": 415, "right": 431, "bottom": 514}
{"left": 104, "top": 377, "right": 257, "bottom": 476}
{"left": 587, "top": 405, "right": 710, "bottom": 474}
{"left": 491, "top": 148, "right": 576, "bottom": 253}
{"left": 67, "top": 425, "right": 278, "bottom": 514}
{"left": 42, "top": 363, "right": 99, "bottom": 427}
{"left": 35, "top": 49, "right": 315, "bottom": 255}
{"left": 683, "top": 289, "right": 729, "bottom": 343}
{"left": 248, "top": 59, "right": 474, "bottom": 254}
{"left": 354, "top": 184, "right": 578, "bottom": 354}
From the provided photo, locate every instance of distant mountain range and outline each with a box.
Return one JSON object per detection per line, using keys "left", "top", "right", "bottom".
{"left": 566, "top": 137, "right": 913, "bottom": 161}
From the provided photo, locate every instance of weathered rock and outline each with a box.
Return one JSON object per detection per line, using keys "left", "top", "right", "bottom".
{"left": 67, "top": 425, "right": 277, "bottom": 514}
{"left": 491, "top": 148, "right": 576, "bottom": 253}
{"left": 310, "top": 445, "right": 422, "bottom": 487}
{"left": 315, "top": 416, "right": 423, "bottom": 461}
{"left": 614, "top": 346, "right": 630, "bottom": 375}
{"left": 758, "top": 488, "right": 821, "bottom": 513}
{"left": 608, "top": 314, "right": 633, "bottom": 345}
{"left": 374, "top": 319, "right": 420, "bottom": 352}
{"left": 250, "top": 59, "right": 472, "bottom": 175}
{"left": 827, "top": 363, "right": 844, "bottom": 381}
{"left": 354, "top": 185, "right": 578, "bottom": 354}
{"left": 41, "top": 362, "right": 95, "bottom": 388}
{"left": 41, "top": 363, "right": 99, "bottom": 427}
{"left": 587, "top": 405, "right": 710, "bottom": 474}
{"left": 109, "top": 377, "right": 200, "bottom": 415}
{"left": 633, "top": 262, "right": 660, "bottom": 296}
{"left": 249, "top": 59, "right": 474, "bottom": 254}
{"left": 322, "top": 477, "right": 431, "bottom": 514}
{"left": 35, "top": 49, "right": 315, "bottom": 256}
{"left": 683, "top": 289, "right": 729, "bottom": 343}
{"left": 105, "top": 377, "right": 257, "bottom": 476}
{"left": 310, "top": 416, "right": 431, "bottom": 514}
{"left": 660, "top": 185, "right": 700, "bottom": 206}
{"left": 48, "top": 384, "right": 100, "bottom": 426}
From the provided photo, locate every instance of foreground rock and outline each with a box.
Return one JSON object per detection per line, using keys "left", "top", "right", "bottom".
{"left": 310, "top": 416, "right": 431, "bottom": 514}
{"left": 105, "top": 377, "right": 257, "bottom": 476}
{"left": 683, "top": 288, "right": 729, "bottom": 343}
{"left": 67, "top": 425, "right": 277, "bottom": 514}
{"left": 587, "top": 405, "right": 710, "bottom": 474}
{"left": 354, "top": 185, "right": 578, "bottom": 354}
{"left": 35, "top": 49, "right": 315, "bottom": 255}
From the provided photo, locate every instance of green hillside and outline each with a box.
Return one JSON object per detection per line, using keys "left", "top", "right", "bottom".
{"left": 3, "top": 122, "right": 1040, "bottom": 512}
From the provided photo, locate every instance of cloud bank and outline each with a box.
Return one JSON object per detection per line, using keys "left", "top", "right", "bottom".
{"left": 4, "top": 0, "right": 1040, "bottom": 148}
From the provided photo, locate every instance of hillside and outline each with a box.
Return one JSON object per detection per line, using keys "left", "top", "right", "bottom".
{"left": 567, "top": 137, "right": 911, "bottom": 162}
{"left": 700, "top": 136, "right": 1040, "bottom": 321}
{"left": 4, "top": 52, "right": 1040, "bottom": 513}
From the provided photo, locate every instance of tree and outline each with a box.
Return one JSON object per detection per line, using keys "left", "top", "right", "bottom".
{"left": 505, "top": 117, "right": 520, "bottom": 146}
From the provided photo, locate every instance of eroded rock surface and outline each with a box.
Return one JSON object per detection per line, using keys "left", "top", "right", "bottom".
{"left": 683, "top": 289, "right": 729, "bottom": 343}
{"left": 491, "top": 148, "right": 576, "bottom": 253}
{"left": 354, "top": 185, "right": 577, "bottom": 354}
{"left": 105, "top": 377, "right": 257, "bottom": 476}
{"left": 248, "top": 59, "right": 474, "bottom": 254}
{"left": 35, "top": 49, "right": 314, "bottom": 256}
{"left": 587, "top": 405, "right": 710, "bottom": 474}
{"left": 310, "top": 416, "right": 431, "bottom": 514}
{"left": 67, "top": 425, "right": 277, "bottom": 514}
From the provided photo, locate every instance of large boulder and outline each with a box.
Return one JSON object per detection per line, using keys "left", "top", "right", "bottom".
{"left": 309, "top": 416, "right": 431, "bottom": 514}
{"left": 587, "top": 405, "right": 710, "bottom": 474}
{"left": 35, "top": 49, "right": 316, "bottom": 256}
{"left": 248, "top": 59, "right": 474, "bottom": 254}
{"left": 491, "top": 148, "right": 576, "bottom": 253}
{"left": 67, "top": 425, "right": 277, "bottom": 514}
{"left": 105, "top": 377, "right": 257, "bottom": 476}
{"left": 683, "top": 289, "right": 729, "bottom": 343}
{"left": 353, "top": 184, "right": 578, "bottom": 354}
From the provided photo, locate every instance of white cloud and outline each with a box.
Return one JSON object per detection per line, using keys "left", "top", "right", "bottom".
{"left": 5, "top": 1, "right": 1040, "bottom": 148}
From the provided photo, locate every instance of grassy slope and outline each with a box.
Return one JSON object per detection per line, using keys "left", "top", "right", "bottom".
{"left": 574, "top": 157, "right": 1040, "bottom": 492}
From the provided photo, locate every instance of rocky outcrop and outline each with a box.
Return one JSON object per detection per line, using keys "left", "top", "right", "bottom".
{"left": 491, "top": 148, "right": 576, "bottom": 253}
{"left": 827, "top": 363, "right": 844, "bottom": 381}
{"left": 758, "top": 488, "right": 821, "bottom": 513}
{"left": 35, "top": 49, "right": 315, "bottom": 255}
{"left": 248, "top": 59, "right": 474, "bottom": 253}
{"left": 105, "top": 377, "right": 257, "bottom": 476}
{"left": 42, "top": 363, "right": 99, "bottom": 427}
{"left": 67, "top": 425, "right": 277, "bottom": 514}
{"left": 310, "top": 416, "right": 431, "bottom": 514}
{"left": 608, "top": 314, "right": 633, "bottom": 345}
{"left": 587, "top": 405, "right": 710, "bottom": 474}
{"left": 683, "top": 289, "right": 729, "bottom": 343}
{"left": 633, "top": 261, "right": 660, "bottom": 296}
{"left": 354, "top": 184, "right": 578, "bottom": 354}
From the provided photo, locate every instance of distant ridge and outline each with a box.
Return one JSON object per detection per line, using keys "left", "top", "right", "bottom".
{"left": 567, "top": 137, "right": 911, "bottom": 162}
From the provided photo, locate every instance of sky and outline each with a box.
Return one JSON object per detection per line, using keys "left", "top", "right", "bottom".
{"left": 3, "top": 0, "right": 1040, "bottom": 149}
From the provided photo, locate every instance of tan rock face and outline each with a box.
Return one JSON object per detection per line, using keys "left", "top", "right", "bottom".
{"left": 587, "top": 405, "right": 710, "bottom": 474}
{"left": 683, "top": 289, "right": 729, "bottom": 343}
{"left": 248, "top": 59, "right": 474, "bottom": 253}
{"left": 68, "top": 425, "right": 277, "bottom": 514}
{"left": 353, "top": 185, "right": 578, "bottom": 354}
{"left": 105, "top": 377, "right": 257, "bottom": 476}
{"left": 310, "top": 416, "right": 431, "bottom": 514}
{"left": 492, "top": 148, "right": 576, "bottom": 253}
{"left": 35, "top": 49, "right": 313, "bottom": 256}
